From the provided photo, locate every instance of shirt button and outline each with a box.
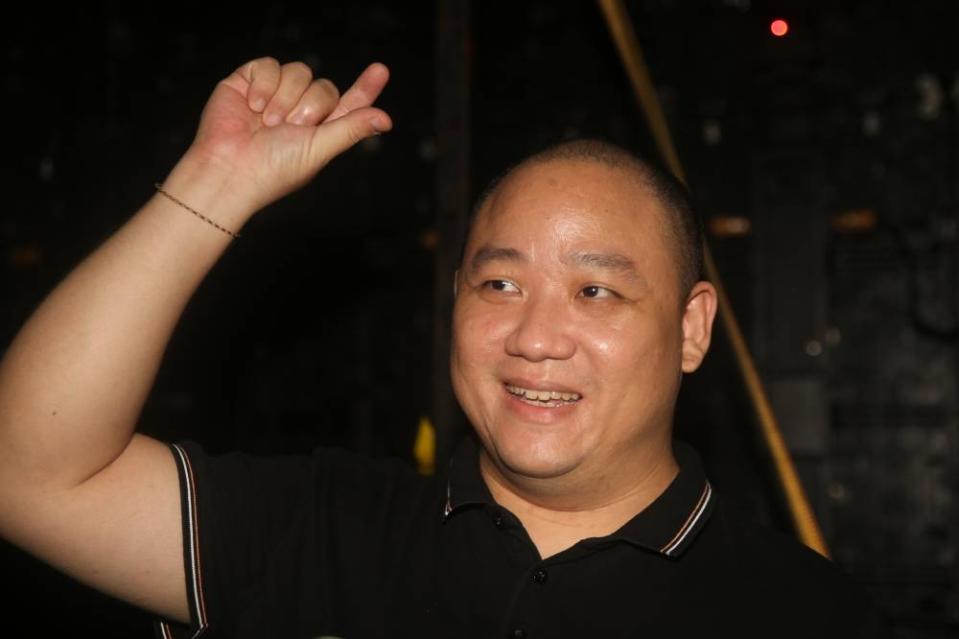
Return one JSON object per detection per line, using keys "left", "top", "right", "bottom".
{"left": 493, "top": 514, "right": 504, "bottom": 528}
{"left": 532, "top": 568, "right": 548, "bottom": 584}
{"left": 509, "top": 629, "right": 526, "bottom": 639}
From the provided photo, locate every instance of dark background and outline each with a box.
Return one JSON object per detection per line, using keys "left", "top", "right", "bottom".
{"left": 2, "top": 1, "right": 957, "bottom": 636}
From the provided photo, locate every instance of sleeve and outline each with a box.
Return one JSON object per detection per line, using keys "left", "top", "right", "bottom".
{"left": 152, "top": 441, "right": 322, "bottom": 639}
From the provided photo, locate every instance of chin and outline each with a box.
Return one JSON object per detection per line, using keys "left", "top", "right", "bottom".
{"left": 490, "top": 440, "right": 581, "bottom": 481}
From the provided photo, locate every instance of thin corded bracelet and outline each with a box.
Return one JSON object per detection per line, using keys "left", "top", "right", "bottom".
{"left": 154, "top": 183, "right": 240, "bottom": 239}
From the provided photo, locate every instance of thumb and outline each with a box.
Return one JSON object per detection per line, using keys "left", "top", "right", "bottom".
{"left": 308, "top": 107, "right": 392, "bottom": 167}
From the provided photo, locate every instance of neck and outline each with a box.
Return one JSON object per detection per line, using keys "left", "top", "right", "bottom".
{"left": 479, "top": 439, "right": 679, "bottom": 559}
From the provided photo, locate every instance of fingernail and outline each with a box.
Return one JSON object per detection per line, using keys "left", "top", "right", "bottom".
{"left": 369, "top": 118, "right": 384, "bottom": 134}
{"left": 251, "top": 97, "right": 266, "bottom": 111}
{"left": 264, "top": 112, "right": 282, "bottom": 127}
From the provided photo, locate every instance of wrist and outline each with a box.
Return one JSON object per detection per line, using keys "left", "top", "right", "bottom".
{"left": 159, "top": 152, "right": 260, "bottom": 232}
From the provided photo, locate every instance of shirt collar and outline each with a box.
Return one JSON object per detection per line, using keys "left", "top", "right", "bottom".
{"left": 442, "top": 435, "right": 714, "bottom": 558}
{"left": 443, "top": 434, "right": 495, "bottom": 517}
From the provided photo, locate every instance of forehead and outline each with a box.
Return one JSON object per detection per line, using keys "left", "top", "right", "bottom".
{"left": 468, "top": 159, "right": 673, "bottom": 264}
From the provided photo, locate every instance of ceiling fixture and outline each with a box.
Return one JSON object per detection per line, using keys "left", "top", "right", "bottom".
{"left": 770, "top": 19, "right": 789, "bottom": 37}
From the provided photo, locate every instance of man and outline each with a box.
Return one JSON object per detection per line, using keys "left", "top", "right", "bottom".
{"left": 0, "top": 58, "right": 880, "bottom": 637}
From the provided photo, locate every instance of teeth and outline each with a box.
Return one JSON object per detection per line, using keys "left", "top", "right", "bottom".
{"left": 506, "top": 384, "right": 581, "bottom": 402}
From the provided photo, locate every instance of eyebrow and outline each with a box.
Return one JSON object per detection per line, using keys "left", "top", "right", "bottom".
{"left": 564, "top": 251, "right": 643, "bottom": 283}
{"left": 469, "top": 245, "right": 645, "bottom": 285}
{"left": 469, "top": 245, "right": 527, "bottom": 273}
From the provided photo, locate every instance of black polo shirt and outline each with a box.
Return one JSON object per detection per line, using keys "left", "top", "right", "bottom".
{"left": 156, "top": 436, "right": 884, "bottom": 638}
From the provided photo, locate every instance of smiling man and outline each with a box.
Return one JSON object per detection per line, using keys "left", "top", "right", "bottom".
{"left": 0, "top": 58, "right": 882, "bottom": 638}
{"left": 451, "top": 144, "right": 717, "bottom": 561}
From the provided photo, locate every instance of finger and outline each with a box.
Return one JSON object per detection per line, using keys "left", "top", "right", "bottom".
{"left": 240, "top": 57, "right": 281, "bottom": 113}
{"left": 308, "top": 106, "right": 392, "bottom": 167}
{"left": 262, "top": 62, "right": 317, "bottom": 127}
{"left": 326, "top": 63, "right": 390, "bottom": 122}
{"left": 284, "top": 78, "right": 341, "bottom": 126}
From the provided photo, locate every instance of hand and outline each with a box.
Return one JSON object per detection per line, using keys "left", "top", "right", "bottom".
{"left": 184, "top": 57, "right": 392, "bottom": 213}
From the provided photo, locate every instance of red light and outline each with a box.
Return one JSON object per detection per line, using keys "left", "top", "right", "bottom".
{"left": 770, "top": 19, "right": 789, "bottom": 37}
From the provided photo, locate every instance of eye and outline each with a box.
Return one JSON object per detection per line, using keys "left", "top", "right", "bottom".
{"left": 484, "top": 279, "right": 520, "bottom": 294}
{"left": 580, "top": 285, "right": 618, "bottom": 299}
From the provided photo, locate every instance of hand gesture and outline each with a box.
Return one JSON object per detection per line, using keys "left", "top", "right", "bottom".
{"left": 185, "top": 57, "right": 392, "bottom": 213}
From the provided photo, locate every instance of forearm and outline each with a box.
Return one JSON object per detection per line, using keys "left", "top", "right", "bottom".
{"left": 0, "top": 154, "right": 256, "bottom": 490}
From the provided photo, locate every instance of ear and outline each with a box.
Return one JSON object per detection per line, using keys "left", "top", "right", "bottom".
{"left": 681, "top": 281, "right": 718, "bottom": 373}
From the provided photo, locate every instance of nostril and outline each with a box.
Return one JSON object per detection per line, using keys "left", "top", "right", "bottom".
{"left": 503, "top": 301, "right": 577, "bottom": 362}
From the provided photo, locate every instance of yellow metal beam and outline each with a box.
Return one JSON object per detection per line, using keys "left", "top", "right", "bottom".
{"left": 597, "top": 0, "right": 830, "bottom": 558}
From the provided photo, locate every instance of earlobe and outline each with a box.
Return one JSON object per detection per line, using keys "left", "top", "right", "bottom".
{"left": 681, "top": 281, "right": 718, "bottom": 373}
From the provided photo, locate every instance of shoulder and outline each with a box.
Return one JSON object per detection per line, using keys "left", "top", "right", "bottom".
{"left": 160, "top": 443, "right": 441, "bottom": 636}
{"left": 172, "top": 440, "right": 436, "bottom": 513}
{"left": 710, "top": 500, "right": 847, "bottom": 587}
{"left": 701, "top": 496, "right": 888, "bottom": 637}
{"left": 174, "top": 440, "right": 425, "bottom": 479}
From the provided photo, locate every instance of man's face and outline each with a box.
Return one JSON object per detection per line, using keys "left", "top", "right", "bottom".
{"left": 451, "top": 159, "right": 712, "bottom": 488}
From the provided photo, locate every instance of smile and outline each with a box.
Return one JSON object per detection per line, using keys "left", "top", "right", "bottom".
{"left": 504, "top": 383, "right": 582, "bottom": 405}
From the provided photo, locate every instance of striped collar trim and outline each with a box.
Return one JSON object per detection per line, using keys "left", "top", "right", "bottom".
{"left": 659, "top": 480, "right": 713, "bottom": 556}
{"left": 442, "top": 436, "right": 716, "bottom": 557}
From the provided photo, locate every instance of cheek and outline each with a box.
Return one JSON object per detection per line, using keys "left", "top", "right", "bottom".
{"left": 452, "top": 302, "right": 515, "bottom": 359}
{"left": 451, "top": 305, "right": 513, "bottom": 407}
{"left": 580, "top": 315, "right": 683, "bottom": 385}
{"left": 450, "top": 306, "right": 513, "bottom": 421}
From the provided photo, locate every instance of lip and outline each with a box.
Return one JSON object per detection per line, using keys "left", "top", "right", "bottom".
{"left": 501, "top": 377, "right": 583, "bottom": 397}
{"left": 501, "top": 378, "right": 583, "bottom": 423}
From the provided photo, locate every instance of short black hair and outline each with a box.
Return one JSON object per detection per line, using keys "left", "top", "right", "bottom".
{"left": 467, "top": 139, "right": 704, "bottom": 298}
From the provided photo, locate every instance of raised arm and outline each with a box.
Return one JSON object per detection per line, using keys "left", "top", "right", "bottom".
{"left": 0, "top": 57, "right": 391, "bottom": 623}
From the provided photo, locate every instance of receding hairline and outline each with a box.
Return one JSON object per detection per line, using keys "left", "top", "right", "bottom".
{"left": 478, "top": 156, "right": 653, "bottom": 212}
{"left": 465, "top": 139, "right": 704, "bottom": 298}
{"left": 474, "top": 139, "right": 668, "bottom": 207}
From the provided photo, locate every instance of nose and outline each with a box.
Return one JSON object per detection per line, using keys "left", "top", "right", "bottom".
{"left": 504, "top": 294, "right": 577, "bottom": 362}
